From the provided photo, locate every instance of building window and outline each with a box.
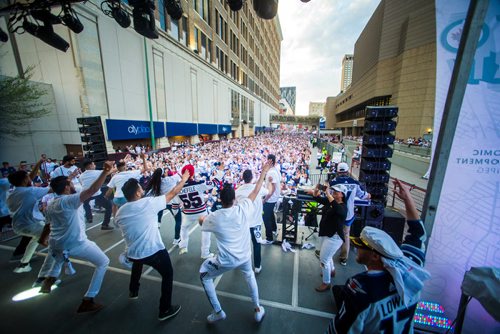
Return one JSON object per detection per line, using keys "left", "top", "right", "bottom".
{"left": 231, "top": 90, "right": 240, "bottom": 125}
{"left": 169, "top": 18, "right": 179, "bottom": 40}
{"left": 194, "top": 26, "right": 212, "bottom": 62}
{"left": 249, "top": 99, "right": 254, "bottom": 126}
{"left": 241, "top": 95, "right": 248, "bottom": 122}
{"left": 181, "top": 16, "right": 188, "bottom": 46}
{"left": 159, "top": 0, "right": 166, "bottom": 31}
{"left": 194, "top": 0, "right": 211, "bottom": 24}
{"left": 216, "top": 11, "right": 227, "bottom": 44}
{"left": 216, "top": 47, "right": 227, "bottom": 73}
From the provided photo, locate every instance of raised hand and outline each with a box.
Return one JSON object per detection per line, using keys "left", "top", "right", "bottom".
{"left": 181, "top": 169, "right": 190, "bottom": 181}
{"left": 102, "top": 161, "right": 114, "bottom": 174}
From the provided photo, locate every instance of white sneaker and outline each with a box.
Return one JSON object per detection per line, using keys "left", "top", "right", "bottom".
{"left": 172, "top": 239, "right": 180, "bottom": 246}
{"left": 254, "top": 266, "right": 262, "bottom": 274}
{"left": 119, "top": 253, "right": 133, "bottom": 269}
{"left": 254, "top": 306, "right": 266, "bottom": 322}
{"left": 179, "top": 248, "right": 188, "bottom": 255}
{"left": 13, "top": 263, "right": 32, "bottom": 273}
{"left": 260, "top": 240, "right": 273, "bottom": 245}
{"left": 207, "top": 310, "right": 226, "bottom": 323}
{"left": 201, "top": 253, "right": 215, "bottom": 260}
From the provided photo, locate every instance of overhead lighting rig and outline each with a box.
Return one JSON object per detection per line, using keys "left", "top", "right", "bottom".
{"left": 129, "top": 0, "right": 158, "bottom": 39}
{"left": 101, "top": 0, "right": 131, "bottom": 28}
{"left": 164, "top": 0, "right": 183, "bottom": 21}
{"left": 0, "top": 0, "right": 312, "bottom": 51}
{"left": 2, "top": 0, "right": 84, "bottom": 52}
{"left": 60, "top": 1, "right": 84, "bottom": 33}
{"left": 23, "top": 7, "right": 70, "bottom": 52}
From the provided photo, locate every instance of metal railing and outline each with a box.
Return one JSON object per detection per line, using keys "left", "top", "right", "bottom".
{"left": 388, "top": 177, "right": 426, "bottom": 213}
{"left": 393, "top": 143, "right": 431, "bottom": 157}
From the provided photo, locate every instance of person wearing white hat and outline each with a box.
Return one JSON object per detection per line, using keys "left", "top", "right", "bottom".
{"left": 329, "top": 161, "right": 370, "bottom": 266}
{"left": 307, "top": 183, "right": 347, "bottom": 292}
{"left": 327, "top": 179, "right": 430, "bottom": 334}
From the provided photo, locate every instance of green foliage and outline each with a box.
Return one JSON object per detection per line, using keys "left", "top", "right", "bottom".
{"left": 0, "top": 67, "right": 51, "bottom": 138}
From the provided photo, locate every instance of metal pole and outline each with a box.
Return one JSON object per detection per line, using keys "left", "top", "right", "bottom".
{"left": 421, "top": 0, "right": 489, "bottom": 245}
{"left": 143, "top": 38, "right": 156, "bottom": 149}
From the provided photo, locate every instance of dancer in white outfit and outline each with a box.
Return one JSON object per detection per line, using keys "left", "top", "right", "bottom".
{"left": 198, "top": 161, "right": 271, "bottom": 324}
{"left": 40, "top": 161, "right": 114, "bottom": 313}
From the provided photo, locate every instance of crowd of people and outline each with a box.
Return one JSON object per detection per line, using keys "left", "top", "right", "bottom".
{"left": 1, "top": 132, "right": 430, "bottom": 332}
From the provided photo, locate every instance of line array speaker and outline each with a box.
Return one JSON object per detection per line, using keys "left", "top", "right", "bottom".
{"left": 77, "top": 116, "right": 108, "bottom": 166}
{"left": 359, "top": 106, "right": 398, "bottom": 205}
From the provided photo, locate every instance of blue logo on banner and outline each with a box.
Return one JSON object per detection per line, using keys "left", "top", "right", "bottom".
{"left": 128, "top": 125, "right": 150, "bottom": 135}
{"left": 441, "top": 16, "right": 500, "bottom": 85}
{"left": 319, "top": 117, "right": 326, "bottom": 129}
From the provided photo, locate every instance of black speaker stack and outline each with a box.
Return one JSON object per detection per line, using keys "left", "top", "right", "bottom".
{"left": 77, "top": 116, "right": 108, "bottom": 166}
{"left": 359, "top": 106, "right": 398, "bottom": 204}
{"left": 352, "top": 106, "right": 405, "bottom": 244}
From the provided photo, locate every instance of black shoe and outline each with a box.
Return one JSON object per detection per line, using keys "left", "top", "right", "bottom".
{"left": 129, "top": 291, "right": 139, "bottom": 299}
{"left": 86, "top": 219, "right": 93, "bottom": 224}
{"left": 158, "top": 305, "right": 181, "bottom": 321}
{"left": 101, "top": 225, "right": 114, "bottom": 231}
{"left": 77, "top": 298, "right": 104, "bottom": 314}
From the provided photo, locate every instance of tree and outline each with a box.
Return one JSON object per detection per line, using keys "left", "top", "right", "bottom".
{"left": 0, "top": 67, "right": 51, "bottom": 138}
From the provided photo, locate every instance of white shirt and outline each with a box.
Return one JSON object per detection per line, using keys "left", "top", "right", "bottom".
{"left": 51, "top": 165, "right": 81, "bottom": 187}
{"left": 235, "top": 183, "right": 268, "bottom": 228}
{"left": 116, "top": 196, "right": 166, "bottom": 259}
{"left": 201, "top": 198, "right": 254, "bottom": 267}
{"left": 79, "top": 169, "right": 102, "bottom": 196}
{"left": 7, "top": 186, "right": 49, "bottom": 231}
{"left": 160, "top": 174, "right": 181, "bottom": 195}
{"left": 161, "top": 174, "right": 181, "bottom": 204}
{"left": 46, "top": 193, "right": 87, "bottom": 250}
{"left": 107, "top": 170, "right": 142, "bottom": 198}
{"left": 265, "top": 166, "right": 281, "bottom": 203}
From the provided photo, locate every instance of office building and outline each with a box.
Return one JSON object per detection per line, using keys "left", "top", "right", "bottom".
{"left": 0, "top": 0, "right": 282, "bottom": 161}
{"left": 340, "top": 54, "right": 353, "bottom": 92}
{"left": 324, "top": 0, "right": 435, "bottom": 139}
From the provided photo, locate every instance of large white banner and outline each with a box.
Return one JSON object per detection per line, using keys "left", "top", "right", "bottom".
{"left": 425, "top": 1, "right": 500, "bottom": 332}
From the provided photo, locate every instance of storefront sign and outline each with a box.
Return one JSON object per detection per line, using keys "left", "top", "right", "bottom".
{"left": 105, "top": 119, "right": 165, "bottom": 140}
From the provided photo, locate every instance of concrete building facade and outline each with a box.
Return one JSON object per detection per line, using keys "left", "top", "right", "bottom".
{"left": 280, "top": 86, "right": 297, "bottom": 115}
{"left": 308, "top": 102, "right": 325, "bottom": 117}
{"left": 324, "top": 0, "right": 436, "bottom": 140}
{"left": 0, "top": 0, "right": 282, "bottom": 162}
{"left": 340, "top": 54, "right": 353, "bottom": 93}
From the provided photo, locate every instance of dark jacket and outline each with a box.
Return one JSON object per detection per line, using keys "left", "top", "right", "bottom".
{"left": 314, "top": 195, "right": 347, "bottom": 240}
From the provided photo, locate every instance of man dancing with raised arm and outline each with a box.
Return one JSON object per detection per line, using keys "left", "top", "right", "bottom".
{"left": 198, "top": 161, "right": 271, "bottom": 324}
{"left": 40, "top": 161, "right": 115, "bottom": 313}
{"left": 116, "top": 169, "right": 190, "bottom": 321}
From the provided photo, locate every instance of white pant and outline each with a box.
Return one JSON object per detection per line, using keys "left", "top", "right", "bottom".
{"left": 14, "top": 221, "right": 45, "bottom": 264}
{"left": 179, "top": 211, "right": 211, "bottom": 257}
{"left": 319, "top": 234, "right": 343, "bottom": 284}
{"left": 47, "top": 240, "right": 109, "bottom": 298}
{"left": 200, "top": 257, "right": 260, "bottom": 313}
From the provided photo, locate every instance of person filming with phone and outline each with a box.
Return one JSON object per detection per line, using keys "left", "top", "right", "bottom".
{"left": 307, "top": 183, "right": 348, "bottom": 292}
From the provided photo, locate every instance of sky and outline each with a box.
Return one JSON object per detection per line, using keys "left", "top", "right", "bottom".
{"left": 278, "top": 0, "right": 381, "bottom": 115}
